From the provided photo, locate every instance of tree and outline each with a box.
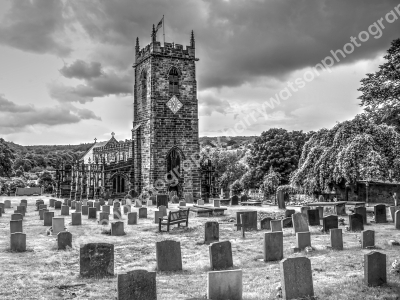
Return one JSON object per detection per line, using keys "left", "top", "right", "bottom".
{"left": 290, "top": 114, "right": 400, "bottom": 200}
{"left": 262, "top": 166, "right": 281, "bottom": 201}
{"left": 39, "top": 171, "right": 55, "bottom": 193}
{"left": 358, "top": 38, "right": 400, "bottom": 130}
{"left": 0, "top": 138, "right": 15, "bottom": 177}
{"left": 230, "top": 180, "right": 243, "bottom": 196}
{"left": 246, "top": 128, "right": 311, "bottom": 185}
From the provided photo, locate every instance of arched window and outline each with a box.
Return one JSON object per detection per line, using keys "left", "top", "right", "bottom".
{"left": 169, "top": 67, "right": 179, "bottom": 94}
{"left": 141, "top": 71, "right": 147, "bottom": 102}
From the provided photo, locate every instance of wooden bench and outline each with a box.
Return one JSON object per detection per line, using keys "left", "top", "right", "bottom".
{"left": 159, "top": 208, "right": 190, "bottom": 232}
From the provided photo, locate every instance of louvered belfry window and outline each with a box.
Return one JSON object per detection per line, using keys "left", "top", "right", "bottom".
{"left": 141, "top": 71, "right": 147, "bottom": 102}
{"left": 169, "top": 68, "right": 179, "bottom": 94}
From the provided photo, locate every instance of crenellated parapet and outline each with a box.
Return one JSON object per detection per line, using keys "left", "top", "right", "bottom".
{"left": 135, "top": 41, "right": 196, "bottom": 65}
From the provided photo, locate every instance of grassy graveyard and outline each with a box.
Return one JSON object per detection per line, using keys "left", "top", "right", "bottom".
{"left": 1, "top": 196, "right": 400, "bottom": 299}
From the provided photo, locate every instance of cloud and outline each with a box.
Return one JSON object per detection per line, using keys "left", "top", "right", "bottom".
{"left": 49, "top": 60, "right": 133, "bottom": 103}
{"left": 0, "top": 94, "right": 101, "bottom": 134}
{"left": 199, "top": 91, "right": 232, "bottom": 116}
{"left": 0, "top": 0, "right": 71, "bottom": 56}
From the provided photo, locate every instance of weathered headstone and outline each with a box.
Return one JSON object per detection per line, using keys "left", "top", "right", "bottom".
{"left": 260, "top": 217, "right": 273, "bottom": 230}
{"left": 4, "top": 200, "right": 11, "bottom": 208}
{"left": 178, "top": 201, "right": 186, "bottom": 207}
{"left": 10, "top": 220, "right": 23, "bottom": 234}
{"left": 349, "top": 213, "right": 364, "bottom": 232}
{"left": 316, "top": 206, "right": 323, "bottom": 219}
{"left": 240, "top": 195, "right": 248, "bottom": 202}
{"left": 396, "top": 210, "right": 400, "bottom": 230}
{"left": 184, "top": 193, "right": 194, "bottom": 203}
{"left": 292, "top": 213, "right": 309, "bottom": 233}
{"left": 280, "top": 257, "right": 314, "bottom": 300}
{"left": 214, "top": 199, "right": 221, "bottom": 208}
{"left": 205, "top": 222, "right": 219, "bottom": 244}
{"left": 80, "top": 243, "right": 114, "bottom": 278}
{"left": 139, "top": 207, "right": 147, "bottom": 218}
{"left": 99, "top": 212, "right": 109, "bottom": 224}
{"left": 111, "top": 221, "right": 125, "bottom": 236}
{"left": 300, "top": 206, "right": 310, "bottom": 215}
{"left": 52, "top": 217, "right": 65, "bottom": 235}
{"left": 364, "top": 251, "right": 386, "bottom": 286}
{"left": 94, "top": 201, "right": 101, "bottom": 211}
{"left": 330, "top": 228, "right": 343, "bottom": 250}
{"left": 11, "top": 213, "right": 23, "bottom": 221}
{"left": 61, "top": 205, "right": 69, "bottom": 216}
{"left": 207, "top": 270, "right": 242, "bottom": 300}
{"left": 43, "top": 211, "right": 54, "bottom": 226}
{"left": 102, "top": 205, "right": 110, "bottom": 214}
{"left": 355, "top": 206, "right": 367, "bottom": 225}
{"left": 114, "top": 208, "right": 122, "bottom": 220}
{"left": 20, "top": 199, "right": 28, "bottom": 206}
{"left": 71, "top": 200, "right": 76, "bottom": 210}
{"left": 285, "top": 209, "right": 295, "bottom": 218}
{"left": 296, "top": 232, "right": 311, "bottom": 250}
{"left": 49, "top": 199, "right": 56, "bottom": 207}
{"left": 323, "top": 215, "right": 338, "bottom": 232}
{"left": 361, "top": 230, "right": 375, "bottom": 248}
{"left": 374, "top": 204, "right": 387, "bottom": 223}
{"left": 335, "top": 203, "right": 346, "bottom": 215}
{"left": 82, "top": 205, "right": 89, "bottom": 215}
{"left": 231, "top": 195, "right": 239, "bottom": 205}
{"left": 135, "top": 200, "right": 142, "bottom": 208}
{"left": 197, "top": 199, "right": 205, "bottom": 206}
{"left": 389, "top": 206, "right": 399, "bottom": 222}
{"left": 281, "top": 217, "right": 292, "bottom": 228}
{"left": 236, "top": 211, "right": 257, "bottom": 231}
{"left": 117, "top": 270, "right": 157, "bottom": 300}
{"left": 159, "top": 205, "right": 167, "bottom": 217}
{"left": 71, "top": 212, "right": 82, "bottom": 225}
{"left": 107, "top": 199, "right": 113, "bottom": 206}
{"left": 57, "top": 231, "right": 72, "bottom": 250}
{"left": 10, "top": 232, "right": 26, "bottom": 252}
{"left": 146, "top": 199, "right": 152, "bottom": 206}
{"left": 156, "top": 240, "right": 182, "bottom": 271}
{"left": 127, "top": 212, "right": 137, "bottom": 225}
{"left": 16, "top": 205, "right": 25, "bottom": 216}
{"left": 264, "top": 231, "right": 283, "bottom": 261}
{"left": 277, "top": 190, "right": 286, "bottom": 209}
{"left": 88, "top": 207, "right": 97, "bottom": 219}
{"left": 209, "top": 241, "right": 233, "bottom": 270}
{"left": 75, "top": 201, "right": 82, "bottom": 212}
{"left": 307, "top": 209, "right": 320, "bottom": 226}
{"left": 156, "top": 194, "right": 168, "bottom": 208}
{"left": 154, "top": 211, "right": 163, "bottom": 224}
{"left": 271, "top": 220, "right": 283, "bottom": 232}
{"left": 55, "top": 201, "right": 62, "bottom": 209}
{"left": 82, "top": 200, "right": 88, "bottom": 206}
{"left": 88, "top": 201, "right": 94, "bottom": 208}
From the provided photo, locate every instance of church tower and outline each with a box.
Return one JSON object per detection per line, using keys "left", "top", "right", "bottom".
{"left": 132, "top": 27, "right": 200, "bottom": 200}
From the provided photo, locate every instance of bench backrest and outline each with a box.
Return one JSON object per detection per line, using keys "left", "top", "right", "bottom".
{"left": 168, "top": 209, "right": 189, "bottom": 222}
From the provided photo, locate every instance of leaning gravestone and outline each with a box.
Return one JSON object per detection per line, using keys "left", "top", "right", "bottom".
{"left": 207, "top": 270, "right": 242, "bottom": 300}
{"left": 364, "top": 251, "right": 386, "bottom": 286}
{"left": 264, "top": 231, "right": 283, "bottom": 261}
{"left": 307, "top": 209, "right": 320, "bottom": 226}
{"left": 117, "top": 270, "right": 157, "bottom": 300}
{"left": 57, "top": 231, "right": 72, "bottom": 250}
{"left": 260, "top": 217, "right": 273, "bottom": 230}
{"left": 80, "top": 243, "right": 114, "bottom": 278}
{"left": 374, "top": 204, "right": 387, "bottom": 223}
{"left": 349, "top": 213, "right": 364, "bottom": 232}
{"left": 281, "top": 217, "right": 292, "bottom": 228}
{"left": 205, "top": 222, "right": 219, "bottom": 244}
{"left": 156, "top": 240, "right": 182, "bottom": 271}
{"left": 209, "top": 241, "right": 233, "bottom": 270}
{"left": 231, "top": 195, "right": 239, "bottom": 205}
{"left": 280, "top": 257, "right": 314, "bottom": 300}
{"left": 330, "top": 228, "right": 343, "bottom": 250}
{"left": 323, "top": 215, "right": 338, "bottom": 232}
{"left": 355, "top": 206, "right": 367, "bottom": 225}
{"left": 292, "top": 213, "right": 309, "bottom": 234}
{"left": 361, "top": 230, "right": 375, "bottom": 248}
{"left": 10, "top": 232, "right": 26, "bottom": 252}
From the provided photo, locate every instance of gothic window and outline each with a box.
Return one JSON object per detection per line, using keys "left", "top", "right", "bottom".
{"left": 141, "top": 70, "right": 147, "bottom": 103}
{"left": 169, "top": 67, "right": 179, "bottom": 95}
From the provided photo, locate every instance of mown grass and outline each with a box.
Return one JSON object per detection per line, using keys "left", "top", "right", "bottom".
{"left": 0, "top": 196, "right": 399, "bottom": 299}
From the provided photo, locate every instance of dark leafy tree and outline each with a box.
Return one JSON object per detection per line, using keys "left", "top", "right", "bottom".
{"left": 0, "top": 138, "right": 15, "bottom": 177}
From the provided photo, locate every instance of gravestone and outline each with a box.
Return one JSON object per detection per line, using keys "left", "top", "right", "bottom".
{"left": 121, "top": 199, "right": 126, "bottom": 205}
{"left": 330, "top": 228, "right": 343, "bottom": 250}
{"left": 364, "top": 251, "right": 386, "bottom": 286}
{"left": 197, "top": 199, "right": 205, "bottom": 206}
{"left": 205, "top": 222, "right": 219, "bottom": 244}
{"left": 214, "top": 199, "right": 220, "bottom": 208}
{"left": 156, "top": 195, "right": 168, "bottom": 208}
{"left": 39, "top": 204, "right": 47, "bottom": 211}
{"left": 114, "top": 202, "right": 121, "bottom": 208}
{"left": 57, "top": 231, "right": 72, "bottom": 250}
{"left": 154, "top": 211, "right": 163, "bottom": 224}
{"left": 82, "top": 205, "right": 89, "bottom": 215}
{"left": 61, "top": 205, "right": 69, "bottom": 216}
{"left": 102, "top": 205, "right": 110, "bottom": 214}
{"left": 88, "top": 207, "right": 97, "bottom": 219}
{"left": 11, "top": 213, "right": 23, "bottom": 221}
{"left": 323, "top": 215, "right": 338, "bottom": 232}
{"left": 281, "top": 217, "right": 292, "bottom": 228}
{"left": 43, "top": 211, "right": 54, "bottom": 226}
{"left": 55, "top": 201, "right": 62, "bottom": 209}
{"left": 117, "top": 270, "right": 157, "bottom": 300}
{"left": 264, "top": 231, "right": 283, "bottom": 261}
{"left": 49, "top": 199, "right": 56, "bottom": 207}
{"left": 128, "top": 212, "right": 137, "bottom": 225}
{"left": 159, "top": 205, "right": 167, "bottom": 217}
{"left": 99, "top": 212, "right": 109, "bottom": 224}
{"left": 10, "top": 220, "right": 23, "bottom": 234}
{"left": 156, "top": 240, "right": 182, "bottom": 271}
{"left": 39, "top": 208, "right": 49, "bottom": 220}
{"left": 207, "top": 270, "right": 242, "bottom": 300}
{"left": 111, "top": 221, "right": 125, "bottom": 236}
{"left": 146, "top": 199, "right": 152, "bottom": 206}
{"left": 107, "top": 199, "right": 113, "bottom": 206}
{"left": 135, "top": 200, "right": 142, "bottom": 208}
{"left": 335, "top": 203, "right": 346, "bottom": 215}
{"left": 4, "top": 200, "right": 11, "bottom": 208}
{"left": 374, "top": 204, "right": 387, "bottom": 223}
{"left": 292, "top": 213, "right": 309, "bottom": 234}
{"left": 75, "top": 202, "right": 82, "bottom": 212}
{"left": 277, "top": 190, "right": 286, "bottom": 209}
{"left": 20, "top": 199, "right": 28, "bottom": 206}
{"left": 72, "top": 212, "right": 82, "bottom": 225}
{"left": 150, "top": 195, "right": 157, "bottom": 205}
{"left": 80, "top": 243, "right": 114, "bottom": 278}
{"left": 82, "top": 200, "right": 88, "bottom": 206}
{"left": 260, "top": 217, "right": 273, "bottom": 230}
{"left": 88, "top": 201, "right": 94, "bottom": 208}
{"left": 63, "top": 199, "right": 68, "bottom": 205}
{"left": 52, "top": 217, "right": 65, "bottom": 235}
{"left": 209, "top": 241, "right": 233, "bottom": 270}
{"left": 349, "top": 213, "right": 364, "bottom": 232}
{"left": 300, "top": 206, "right": 310, "bottom": 215}
{"left": 361, "top": 230, "right": 375, "bottom": 248}
{"left": 184, "top": 193, "right": 194, "bottom": 203}
{"left": 316, "top": 206, "right": 324, "bottom": 219}
{"left": 139, "top": 207, "right": 147, "bottom": 218}
{"left": 355, "top": 206, "right": 367, "bottom": 225}
{"left": 231, "top": 195, "right": 239, "bottom": 205}
{"left": 94, "top": 201, "right": 101, "bottom": 211}
{"left": 280, "top": 257, "right": 314, "bottom": 300}
{"left": 240, "top": 195, "right": 248, "bottom": 202}
{"left": 236, "top": 211, "right": 257, "bottom": 231}
{"left": 16, "top": 206, "right": 25, "bottom": 216}
{"left": 124, "top": 205, "right": 132, "bottom": 214}
{"left": 10, "top": 232, "right": 26, "bottom": 252}
{"left": 296, "top": 232, "right": 311, "bottom": 250}
{"left": 178, "top": 201, "right": 186, "bottom": 207}
{"left": 67, "top": 199, "right": 72, "bottom": 207}
{"left": 114, "top": 208, "right": 122, "bottom": 220}
{"left": 271, "top": 220, "right": 283, "bottom": 232}
{"left": 285, "top": 209, "right": 295, "bottom": 218}
{"left": 71, "top": 200, "right": 76, "bottom": 210}
{"left": 307, "top": 209, "right": 320, "bottom": 226}
{"left": 396, "top": 210, "right": 400, "bottom": 230}
{"left": 99, "top": 199, "right": 105, "bottom": 206}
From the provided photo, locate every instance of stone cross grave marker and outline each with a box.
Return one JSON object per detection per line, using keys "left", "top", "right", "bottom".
{"left": 156, "top": 240, "right": 182, "bottom": 271}
{"left": 209, "top": 241, "right": 233, "bottom": 270}
{"left": 80, "top": 243, "right": 114, "bottom": 278}
{"left": 280, "top": 257, "right": 314, "bottom": 300}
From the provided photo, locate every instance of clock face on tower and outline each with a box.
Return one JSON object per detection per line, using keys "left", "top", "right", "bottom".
{"left": 166, "top": 95, "right": 183, "bottom": 114}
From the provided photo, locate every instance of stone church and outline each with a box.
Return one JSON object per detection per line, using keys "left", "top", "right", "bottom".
{"left": 56, "top": 26, "right": 206, "bottom": 201}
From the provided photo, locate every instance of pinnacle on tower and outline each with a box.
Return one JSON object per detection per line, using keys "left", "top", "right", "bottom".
{"left": 190, "top": 30, "right": 195, "bottom": 48}
{"left": 152, "top": 24, "right": 156, "bottom": 42}
{"left": 135, "top": 37, "right": 140, "bottom": 55}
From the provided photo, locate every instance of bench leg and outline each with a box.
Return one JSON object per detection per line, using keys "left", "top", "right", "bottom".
{"left": 167, "top": 224, "right": 170, "bottom": 232}
{"left": 159, "top": 220, "right": 161, "bottom": 232}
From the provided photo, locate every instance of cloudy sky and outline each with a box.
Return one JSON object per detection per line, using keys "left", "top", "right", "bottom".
{"left": 0, "top": 0, "right": 399, "bottom": 145}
